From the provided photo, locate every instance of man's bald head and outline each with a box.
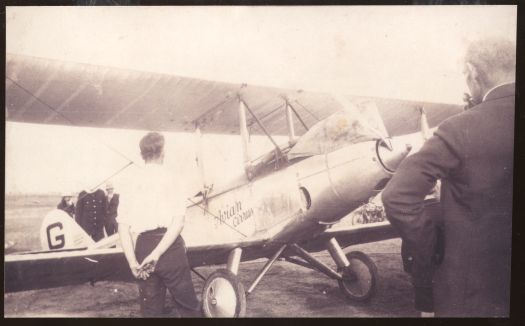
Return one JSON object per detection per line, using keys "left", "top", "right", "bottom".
{"left": 463, "top": 37, "right": 515, "bottom": 103}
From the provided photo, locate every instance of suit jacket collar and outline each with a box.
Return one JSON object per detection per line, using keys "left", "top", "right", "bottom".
{"left": 483, "top": 82, "right": 515, "bottom": 102}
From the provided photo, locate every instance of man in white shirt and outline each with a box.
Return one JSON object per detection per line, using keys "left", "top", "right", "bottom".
{"left": 117, "top": 132, "right": 200, "bottom": 317}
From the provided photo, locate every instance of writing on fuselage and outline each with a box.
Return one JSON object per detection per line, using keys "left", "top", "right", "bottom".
{"left": 216, "top": 201, "right": 254, "bottom": 228}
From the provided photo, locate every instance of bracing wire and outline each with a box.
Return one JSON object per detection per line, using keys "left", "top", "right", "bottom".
{"left": 6, "top": 76, "right": 136, "bottom": 197}
{"left": 6, "top": 76, "right": 136, "bottom": 165}
{"left": 88, "top": 161, "right": 135, "bottom": 192}
{"left": 293, "top": 100, "right": 321, "bottom": 122}
{"left": 186, "top": 197, "right": 248, "bottom": 238}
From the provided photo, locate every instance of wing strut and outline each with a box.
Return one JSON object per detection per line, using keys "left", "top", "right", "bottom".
{"left": 238, "top": 98, "right": 253, "bottom": 167}
{"left": 285, "top": 100, "right": 298, "bottom": 146}
{"left": 286, "top": 101, "right": 309, "bottom": 132}
{"left": 419, "top": 107, "right": 431, "bottom": 140}
{"left": 239, "top": 97, "right": 286, "bottom": 171}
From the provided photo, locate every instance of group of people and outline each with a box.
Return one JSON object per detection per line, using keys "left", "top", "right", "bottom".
{"left": 57, "top": 182, "right": 120, "bottom": 241}
{"left": 52, "top": 36, "right": 513, "bottom": 318}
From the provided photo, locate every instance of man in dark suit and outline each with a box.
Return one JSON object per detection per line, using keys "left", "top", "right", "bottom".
{"left": 382, "top": 37, "right": 515, "bottom": 317}
{"left": 104, "top": 181, "right": 120, "bottom": 236}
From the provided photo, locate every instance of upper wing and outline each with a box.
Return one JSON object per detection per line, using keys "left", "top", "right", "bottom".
{"left": 6, "top": 53, "right": 462, "bottom": 136}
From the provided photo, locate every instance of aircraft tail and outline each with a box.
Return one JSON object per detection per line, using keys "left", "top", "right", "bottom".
{"left": 39, "top": 209, "right": 95, "bottom": 250}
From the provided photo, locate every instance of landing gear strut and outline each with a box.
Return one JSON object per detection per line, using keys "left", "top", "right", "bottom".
{"left": 326, "top": 237, "right": 378, "bottom": 301}
{"left": 200, "top": 239, "right": 378, "bottom": 317}
{"left": 281, "top": 238, "right": 378, "bottom": 302}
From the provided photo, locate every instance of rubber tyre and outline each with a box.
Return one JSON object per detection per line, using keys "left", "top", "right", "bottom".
{"left": 337, "top": 251, "right": 378, "bottom": 302}
{"left": 202, "top": 269, "right": 246, "bottom": 318}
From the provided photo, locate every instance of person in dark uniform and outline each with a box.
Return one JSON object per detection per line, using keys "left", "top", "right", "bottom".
{"left": 117, "top": 132, "right": 201, "bottom": 317}
{"left": 76, "top": 188, "right": 107, "bottom": 241}
{"left": 57, "top": 192, "right": 76, "bottom": 218}
{"left": 382, "top": 37, "right": 514, "bottom": 317}
{"left": 104, "top": 181, "right": 120, "bottom": 236}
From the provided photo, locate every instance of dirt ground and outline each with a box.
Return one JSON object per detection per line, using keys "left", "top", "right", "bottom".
{"left": 4, "top": 194, "right": 417, "bottom": 318}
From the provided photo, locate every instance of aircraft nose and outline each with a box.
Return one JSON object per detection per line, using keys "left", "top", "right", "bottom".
{"left": 376, "top": 139, "right": 412, "bottom": 173}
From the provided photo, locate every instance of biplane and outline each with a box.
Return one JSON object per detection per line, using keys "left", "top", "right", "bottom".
{"left": 5, "top": 53, "right": 462, "bottom": 317}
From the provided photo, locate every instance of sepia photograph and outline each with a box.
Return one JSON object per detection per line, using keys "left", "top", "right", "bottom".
{"left": 5, "top": 4, "right": 517, "bottom": 318}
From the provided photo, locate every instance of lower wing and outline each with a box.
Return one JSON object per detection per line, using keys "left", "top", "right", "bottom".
{"left": 4, "top": 238, "right": 267, "bottom": 293}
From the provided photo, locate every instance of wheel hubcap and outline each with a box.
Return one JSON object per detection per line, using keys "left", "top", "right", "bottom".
{"left": 342, "top": 268, "right": 357, "bottom": 282}
{"left": 343, "top": 259, "right": 372, "bottom": 297}
{"left": 206, "top": 277, "right": 238, "bottom": 317}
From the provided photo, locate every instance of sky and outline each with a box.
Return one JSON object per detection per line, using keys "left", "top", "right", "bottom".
{"left": 5, "top": 5, "right": 517, "bottom": 194}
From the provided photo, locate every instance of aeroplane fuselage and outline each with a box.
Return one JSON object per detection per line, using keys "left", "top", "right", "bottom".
{"left": 182, "top": 137, "right": 410, "bottom": 264}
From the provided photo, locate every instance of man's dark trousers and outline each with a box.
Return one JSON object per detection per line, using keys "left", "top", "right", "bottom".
{"left": 135, "top": 229, "right": 201, "bottom": 317}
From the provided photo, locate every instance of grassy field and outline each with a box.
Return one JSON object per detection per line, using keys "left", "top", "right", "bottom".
{"left": 5, "top": 194, "right": 61, "bottom": 252}
{"left": 4, "top": 194, "right": 415, "bottom": 317}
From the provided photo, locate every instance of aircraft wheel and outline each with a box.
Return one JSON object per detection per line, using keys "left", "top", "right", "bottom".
{"left": 202, "top": 269, "right": 246, "bottom": 318}
{"left": 338, "top": 251, "right": 378, "bottom": 302}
